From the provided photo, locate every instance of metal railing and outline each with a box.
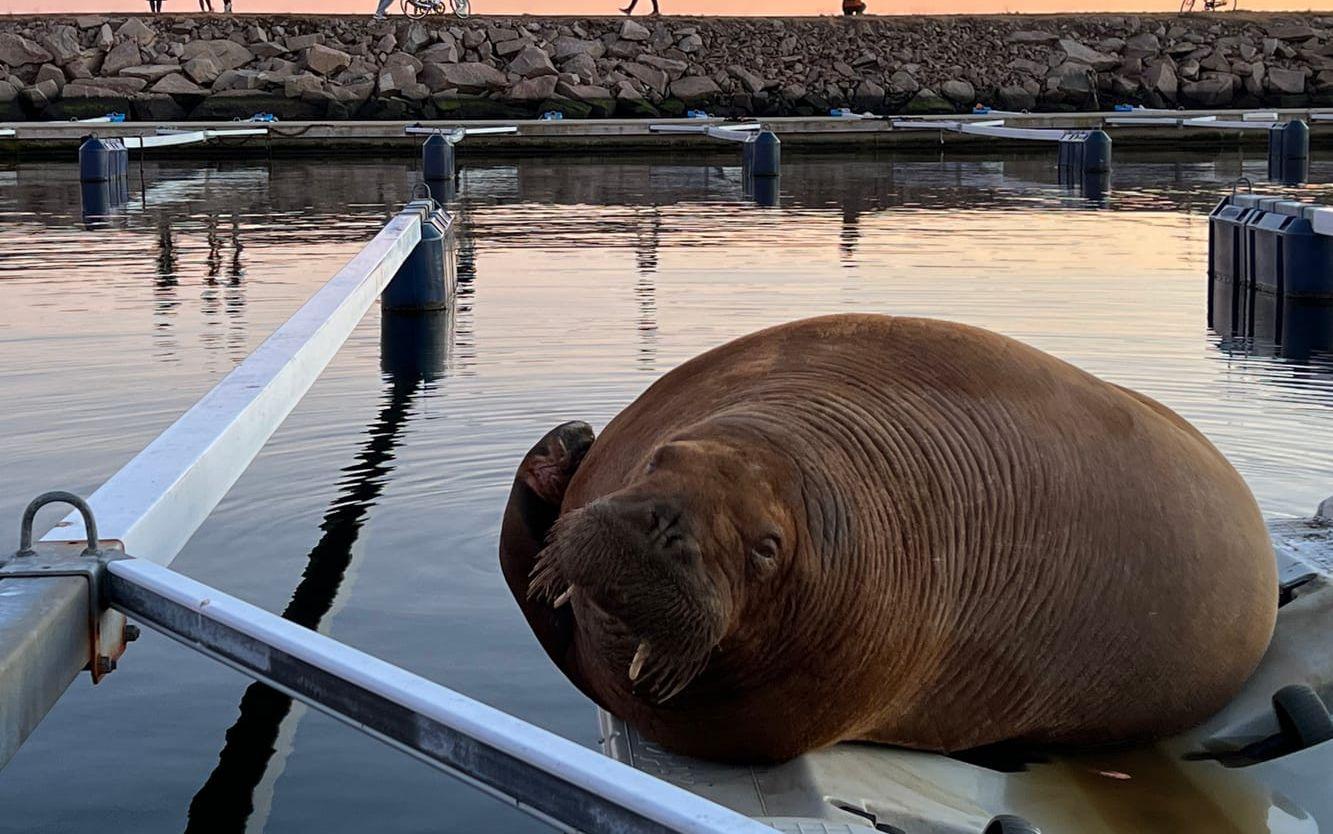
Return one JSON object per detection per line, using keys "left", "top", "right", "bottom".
{"left": 404, "top": 125, "right": 520, "bottom": 144}
{"left": 0, "top": 202, "right": 772, "bottom": 834}
{"left": 121, "top": 127, "right": 269, "bottom": 150}
{"left": 892, "top": 118, "right": 1090, "bottom": 142}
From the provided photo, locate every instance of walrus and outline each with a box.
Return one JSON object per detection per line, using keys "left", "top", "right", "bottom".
{"left": 498, "top": 314, "right": 1277, "bottom": 763}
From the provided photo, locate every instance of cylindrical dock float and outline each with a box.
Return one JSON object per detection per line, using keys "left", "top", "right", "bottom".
{"left": 78, "top": 136, "right": 112, "bottom": 183}
{"left": 1082, "top": 129, "right": 1112, "bottom": 174}
{"left": 383, "top": 198, "right": 455, "bottom": 312}
{"left": 749, "top": 129, "right": 781, "bottom": 178}
{"left": 1268, "top": 120, "right": 1310, "bottom": 184}
{"left": 422, "top": 134, "right": 455, "bottom": 182}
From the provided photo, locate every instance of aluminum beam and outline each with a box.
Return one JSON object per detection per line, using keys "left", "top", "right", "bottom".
{"left": 892, "top": 119, "right": 1077, "bottom": 142}
{"left": 107, "top": 558, "right": 773, "bottom": 834}
{"left": 122, "top": 128, "right": 269, "bottom": 149}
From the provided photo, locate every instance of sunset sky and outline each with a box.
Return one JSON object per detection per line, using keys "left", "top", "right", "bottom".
{"left": 5, "top": 0, "right": 1333, "bottom": 16}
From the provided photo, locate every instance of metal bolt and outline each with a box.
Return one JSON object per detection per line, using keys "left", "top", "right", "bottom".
{"left": 96, "top": 657, "right": 116, "bottom": 675}
{"left": 124, "top": 624, "right": 141, "bottom": 642}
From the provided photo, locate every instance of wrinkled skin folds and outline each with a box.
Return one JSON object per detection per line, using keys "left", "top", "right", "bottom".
{"left": 498, "top": 314, "right": 1278, "bottom": 763}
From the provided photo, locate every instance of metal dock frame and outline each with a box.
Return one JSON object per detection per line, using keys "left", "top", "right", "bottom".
{"left": 0, "top": 203, "right": 772, "bottom": 834}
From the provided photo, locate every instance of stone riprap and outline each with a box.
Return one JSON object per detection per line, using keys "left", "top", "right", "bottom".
{"left": 1, "top": 13, "right": 1331, "bottom": 121}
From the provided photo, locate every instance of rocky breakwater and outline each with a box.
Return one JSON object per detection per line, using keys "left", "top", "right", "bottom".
{"left": 1, "top": 13, "right": 1331, "bottom": 122}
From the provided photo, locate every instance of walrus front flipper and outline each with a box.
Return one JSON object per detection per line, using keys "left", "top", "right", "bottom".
{"left": 499, "top": 421, "right": 598, "bottom": 699}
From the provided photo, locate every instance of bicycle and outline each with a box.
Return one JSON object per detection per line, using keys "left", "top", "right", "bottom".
{"left": 401, "top": 0, "right": 469, "bottom": 18}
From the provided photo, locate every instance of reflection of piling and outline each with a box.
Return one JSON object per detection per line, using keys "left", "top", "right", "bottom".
{"left": 185, "top": 310, "right": 451, "bottom": 832}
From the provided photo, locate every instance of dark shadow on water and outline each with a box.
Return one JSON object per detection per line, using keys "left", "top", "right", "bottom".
{"left": 183, "top": 309, "right": 451, "bottom": 833}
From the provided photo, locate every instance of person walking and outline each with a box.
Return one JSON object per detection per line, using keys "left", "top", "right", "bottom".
{"left": 224, "top": 0, "right": 232, "bottom": 11}
{"left": 620, "top": 0, "right": 659, "bottom": 14}
{"left": 372, "top": 0, "right": 392, "bottom": 19}
{"left": 199, "top": 0, "right": 214, "bottom": 11}
{"left": 148, "top": 0, "right": 163, "bottom": 13}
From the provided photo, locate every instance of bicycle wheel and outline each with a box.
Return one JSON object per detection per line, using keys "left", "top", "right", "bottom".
{"left": 452, "top": 0, "right": 470, "bottom": 18}
{"left": 401, "top": 0, "right": 430, "bottom": 19}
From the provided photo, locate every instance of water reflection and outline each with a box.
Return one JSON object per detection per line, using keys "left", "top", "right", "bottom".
{"left": 184, "top": 309, "right": 452, "bottom": 833}
{"left": 4, "top": 150, "right": 1333, "bottom": 833}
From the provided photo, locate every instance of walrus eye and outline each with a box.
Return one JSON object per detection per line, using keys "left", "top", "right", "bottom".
{"left": 749, "top": 534, "right": 780, "bottom": 574}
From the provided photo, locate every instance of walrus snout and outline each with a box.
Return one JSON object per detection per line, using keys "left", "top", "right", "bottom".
{"left": 529, "top": 497, "right": 731, "bottom": 704}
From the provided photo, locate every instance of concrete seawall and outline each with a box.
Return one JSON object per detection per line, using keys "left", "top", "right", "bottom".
{"left": 1, "top": 13, "right": 1332, "bottom": 122}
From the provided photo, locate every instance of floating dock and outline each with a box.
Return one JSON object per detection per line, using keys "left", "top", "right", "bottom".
{"left": 3, "top": 109, "right": 1333, "bottom": 157}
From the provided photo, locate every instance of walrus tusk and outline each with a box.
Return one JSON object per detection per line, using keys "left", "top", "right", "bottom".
{"left": 553, "top": 586, "right": 574, "bottom": 608}
{"left": 629, "top": 641, "right": 651, "bottom": 681}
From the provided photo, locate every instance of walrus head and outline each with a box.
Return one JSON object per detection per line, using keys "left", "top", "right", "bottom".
{"left": 529, "top": 431, "right": 793, "bottom": 705}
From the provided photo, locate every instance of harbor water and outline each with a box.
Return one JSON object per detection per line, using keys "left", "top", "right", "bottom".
{"left": 0, "top": 150, "right": 1331, "bottom": 832}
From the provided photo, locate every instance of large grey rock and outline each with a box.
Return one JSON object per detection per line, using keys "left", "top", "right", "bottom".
{"left": 1125, "top": 32, "right": 1161, "bottom": 54}
{"left": 1008, "top": 29, "right": 1058, "bottom": 43}
{"left": 619, "top": 19, "right": 650, "bottom": 42}
{"left": 669, "top": 75, "right": 719, "bottom": 102}
{"left": 181, "top": 40, "right": 255, "bottom": 72}
{"left": 507, "top": 74, "right": 558, "bottom": 100}
{"left": 494, "top": 38, "right": 526, "bottom": 58}
{"left": 940, "top": 78, "right": 975, "bottom": 103}
{"left": 96, "top": 24, "right": 114, "bottom": 50}
{"left": 0, "top": 33, "right": 53, "bottom": 67}
{"left": 213, "top": 68, "right": 263, "bottom": 91}
{"left": 1143, "top": 60, "right": 1178, "bottom": 98}
{"left": 39, "top": 26, "right": 81, "bottom": 64}
{"left": 284, "top": 33, "right": 323, "bottom": 51}
{"left": 35, "top": 63, "right": 66, "bottom": 90}
{"left": 418, "top": 42, "right": 460, "bottom": 64}
{"left": 440, "top": 61, "right": 506, "bottom": 92}
{"left": 728, "top": 64, "right": 767, "bottom": 94}
{"left": 622, "top": 61, "right": 667, "bottom": 94}
{"left": 397, "top": 21, "right": 430, "bottom": 52}
{"left": 306, "top": 43, "right": 351, "bottom": 75}
{"left": 508, "top": 45, "right": 555, "bottom": 78}
{"left": 102, "top": 40, "right": 142, "bottom": 76}
{"left": 183, "top": 56, "right": 221, "bottom": 85}
{"left": 904, "top": 87, "right": 952, "bottom": 113}
{"left": 1058, "top": 38, "right": 1119, "bottom": 71}
{"left": 560, "top": 53, "right": 598, "bottom": 82}
{"left": 997, "top": 84, "right": 1036, "bottom": 110}
{"left": 284, "top": 72, "right": 325, "bottom": 99}
{"left": 376, "top": 63, "right": 416, "bottom": 95}
{"left": 1181, "top": 75, "right": 1234, "bottom": 106}
{"left": 115, "top": 18, "right": 156, "bottom": 45}
{"left": 250, "top": 40, "right": 289, "bottom": 59}
{"left": 677, "top": 33, "right": 703, "bottom": 53}
{"left": 1049, "top": 61, "right": 1095, "bottom": 94}
{"left": 74, "top": 15, "right": 106, "bottom": 29}
{"left": 151, "top": 72, "right": 207, "bottom": 96}
{"left": 1267, "top": 23, "right": 1316, "bottom": 41}
{"left": 552, "top": 36, "right": 603, "bottom": 61}
{"left": 639, "top": 54, "right": 687, "bottom": 74}
{"left": 21, "top": 80, "right": 56, "bottom": 109}
{"left": 888, "top": 70, "right": 919, "bottom": 94}
{"left": 1268, "top": 66, "right": 1307, "bottom": 94}
{"left": 852, "top": 78, "right": 884, "bottom": 110}
{"left": 62, "top": 81, "right": 131, "bottom": 99}
{"left": 120, "top": 64, "right": 180, "bottom": 81}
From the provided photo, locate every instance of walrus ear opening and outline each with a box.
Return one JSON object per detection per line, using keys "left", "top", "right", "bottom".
{"left": 517, "top": 421, "right": 596, "bottom": 506}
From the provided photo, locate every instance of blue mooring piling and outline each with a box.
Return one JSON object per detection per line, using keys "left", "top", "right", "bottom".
{"left": 421, "top": 133, "right": 455, "bottom": 182}
{"left": 1208, "top": 192, "right": 1333, "bottom": 353}
{"left": 1267, "top": 120, "right": 1309, "bottom": 184}
{"left": 1057, "top": 129, "right": 1112, "bottom": 175}
{"left": 383, "top": 198, "right": 455, "bottom": 312}
{"left": 747, "top": 129, "right": 781, "bottom": 178}
{"left": 78, "top": 135, "right": 128, "bottom": 184}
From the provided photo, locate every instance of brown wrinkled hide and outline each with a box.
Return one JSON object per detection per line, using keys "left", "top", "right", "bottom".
{"left": 498, "top": 315, "right": 1278, "bottom": 763}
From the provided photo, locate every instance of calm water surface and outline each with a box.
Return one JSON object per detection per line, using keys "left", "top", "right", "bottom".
{"left": 1, "top": 149, "right": 1332, "bottom": 832}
